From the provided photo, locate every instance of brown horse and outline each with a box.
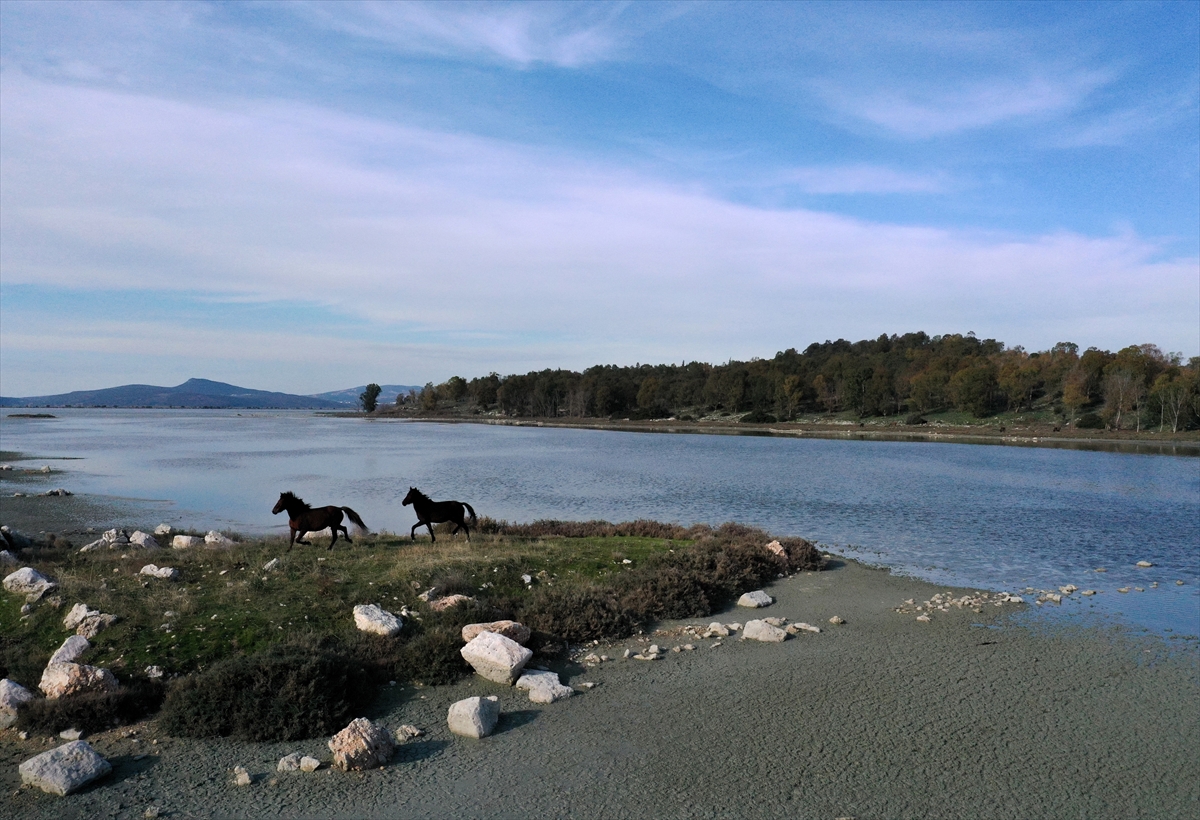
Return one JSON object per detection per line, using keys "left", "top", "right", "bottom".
{"left": 272, "top": 491, "right": 367, "bottom": 551}
{"left": 402, "top": 487, "right": 477, "bottom": 542}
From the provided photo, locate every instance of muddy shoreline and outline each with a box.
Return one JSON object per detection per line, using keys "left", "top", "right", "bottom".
{"left": 3, "top": 560, "right": 1197, "bottom": 819}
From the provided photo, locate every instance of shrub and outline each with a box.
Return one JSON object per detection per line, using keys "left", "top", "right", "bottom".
{"left": 159, "top": 641, "right": 376, "bottom": 741}
{"left": 16, "top": 677, "right": 165, "bottom": 735}
{"left": 778, "top": 537, "right": 823, "bottom": 572}
{"left": 617, "top": 565, "right": 712, "bottom": 621}
{"left": 520, "top": 585, "right": 637, "bottom": 643}
{"left": 905, "top": 413, "right": 928, "bottom": 425}
{"left": 402, "top": 628, "right": 471, "bottom": 686}
{"left": 740, "top": 410, "right": 778, "bottom": 424}
{"left": 1076, "top": 412, "right": 1104, "bottom": 429}
{"left": 427, "top": 566, "right": 480, "bottom": 598}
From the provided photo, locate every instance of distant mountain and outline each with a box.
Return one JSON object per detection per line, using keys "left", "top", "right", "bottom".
{"left": 0, "top": 378, "right": 346, "bottom": 409}
{"left": 309, "top": 384, "right": 421, "bottom": 405}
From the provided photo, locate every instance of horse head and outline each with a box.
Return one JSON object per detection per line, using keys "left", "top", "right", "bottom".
{"left": 402, "top": 487, "right": 417, "bottom": 506}
{"left": 272, "top": 491, "right": 297, "bottom": 515}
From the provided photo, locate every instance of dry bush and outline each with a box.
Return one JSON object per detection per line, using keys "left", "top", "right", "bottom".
{"left": 159, "top": 640, "right": 376, "bottom": 741}
{"left": 520, "top": 585, "right": 637, "bottom": 643}
{"left": 473, "top": 518, "right": 706, "bottom": 540}
{"left": 779, "top": 537, "right": 823, "bottom": 571}
{"left": 401, "top": 628, "right": 470, "bottom": 686}
{"left": 616, "top": 565, "right": 712, "bottom": 621}
{"left": 16, "top": 677, "right": 165, "bottom": 735}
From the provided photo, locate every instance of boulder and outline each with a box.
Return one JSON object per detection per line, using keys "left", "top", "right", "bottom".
{"left": 447, "top": 695, "right": 500, "bottom": 738}
{"left": 204, "top": 531, "right": 235, "bottom": 548}
{"left": 1, "top": 678, "right": 36, "bottom": 728}
{"left": 737, "top": 590, "right": 773, "bottom": 608}
{"left": 129, "top": 531, "right": 160, "bottom": 549}
{"left": 328, "top": 718, "right": 395, "bottom": 771}
{"left": 64, "top": 603, "right": 98, "bottom": 630}
{"left": 4, "top": 567, "right": 57, "bottom": 597}
{"left": 460, "top": 631, "right": 533, "bottom": 685}
{"left": 743, "top": 619, "right": 788, "bottom": 643}
{"left": 48, "top": 635, "right": 91, "bottom": 666}
{"left": 19, "top": 741, "right": 111, "bottom": 796}
{"left": 515, "top": 670, "right": 574, "bottom": 704}
{"left": 461, "top": 620, "right": 531, "bottom": 645}
{"left": 1, "top": 526, "right": 35, "bottom": 549}
{"left": 76, "top": 613, "right": 119, "bottom": 640}
{"left": 233, "top": 765, "right": 251, "bottom": 786}
{"left": 703, "top": 622, "right": 730, "bottom": 638}
{"left": 39, "top": 663, "right": 118, "bottom": 699}
{"left": 353, "top": 604, "right": 403, "bottom": 637}
{"left": 429, "top": 594, "right": 473, "bottom": 612}
{"left": 103, "top": 529, "right": 129, "bottom": 545}
{"left": 299, "top": 756, "right": 321, "bottom": 772}
{"left": 277, "top": 753, "right": 302, "bottom": 772}
{"left": 78, "top": 539, "right": 108, "bottom": 553}
{"left": 153, "top": 524, "right": 173, "bottom": 536}
{"left": 139, "top": 564, "right": 179, "bottom": 581}
{"left": 172, "top": 535, "right": 202, "bottom": 550}
{"left": 0, "top": 549, "right": 17, "bottom": 566}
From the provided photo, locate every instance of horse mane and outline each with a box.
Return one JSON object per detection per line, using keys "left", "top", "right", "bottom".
{"left": 408, "top": 487, "right": 431, "bottom": 503}
{"left": 281, "top": 491, "right": 312, "bottom": 511}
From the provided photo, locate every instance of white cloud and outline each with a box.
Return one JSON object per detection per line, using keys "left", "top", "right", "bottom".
{"left": 785, "top": 165, "right": 948, "bottom": 195}
{"left": 1, "top": 74, "right": 1196, "bottom": 395}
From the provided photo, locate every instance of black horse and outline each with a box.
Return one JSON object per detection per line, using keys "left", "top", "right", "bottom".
{"left": 402, "top": 487, "right": 477, "bottom": 542}
{"left": 272, "top": 491, "right": 367, "bottom": 551}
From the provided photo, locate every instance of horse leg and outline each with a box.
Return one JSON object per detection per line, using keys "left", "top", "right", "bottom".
{"left": 411, "top": 522, "right": 421, "bottom": 541}
{"left": 328, "top": 529, "right": 338, "bottom": 550}
{"left": 426, "top": 521, "right": 436, "bottom": 543}
{"left": 286, "top": 527, "right": 296, "bottom": 552}
{"left": 339, "top": 525, "right": 352, "bottom": 544}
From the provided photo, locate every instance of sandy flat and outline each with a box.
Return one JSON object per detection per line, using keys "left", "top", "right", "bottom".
{"left": 3, "top": 560, "right": 1197, "bottom": 819}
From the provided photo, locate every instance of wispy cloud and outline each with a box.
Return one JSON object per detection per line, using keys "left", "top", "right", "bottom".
{"left": 785, "top": 165, "right": 949, "bottom": 195}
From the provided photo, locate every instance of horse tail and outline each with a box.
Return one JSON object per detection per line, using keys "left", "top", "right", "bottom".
{"left": 342, "top": 507, "right": 368, "bottom": 532}
{"left": 462, "top": 502, "right": 478, "bottom": 525}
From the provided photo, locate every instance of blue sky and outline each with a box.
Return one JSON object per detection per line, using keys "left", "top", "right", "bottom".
{"left": 1, "top": 0, "right": 1197, "bottom": 396}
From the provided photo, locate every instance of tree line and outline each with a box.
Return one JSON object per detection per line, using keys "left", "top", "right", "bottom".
{"left": 371, "top": 332, "right": 1200, "bottom": 432}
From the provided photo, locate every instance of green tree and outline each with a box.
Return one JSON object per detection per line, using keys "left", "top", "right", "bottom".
{"left": 359, "top": 383, "right": 382, "bottom": 414}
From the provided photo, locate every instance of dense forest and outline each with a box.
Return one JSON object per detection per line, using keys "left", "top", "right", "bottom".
{"left": 377, "top": 332, "right": 1200, "bottom": 432}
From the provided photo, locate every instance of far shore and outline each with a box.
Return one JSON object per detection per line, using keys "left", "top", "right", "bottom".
{"left": 357, "top": 413, "right": 1200, "bottom": 456}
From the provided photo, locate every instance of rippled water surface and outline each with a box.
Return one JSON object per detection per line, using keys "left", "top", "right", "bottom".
{"left": 2, "top": 410, "right": 1197, "bottom": 636}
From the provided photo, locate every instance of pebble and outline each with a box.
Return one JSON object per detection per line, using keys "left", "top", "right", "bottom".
{"left": 59, "top": 728, "right": 82, "bottom": 741}
{"left": 233, "top": 766, "right": 251, "bottom": 787}
{"left": 1177, "top": 580, "right": 1185, "bottom": 585}
{"left": 1117, "top": 588, "right": 1130, "bottom": 593}
{"left": 828, "top": 616, "right": 846, "bottom": 625}
{"left": 1081, "top": 590, "right": 1096, "bottom": 596}
{"left": 1136, "top": 561, "right": 1153, "bottom": 568}
{"left": 916, "top": 614, "right": 931, "bottom": 622}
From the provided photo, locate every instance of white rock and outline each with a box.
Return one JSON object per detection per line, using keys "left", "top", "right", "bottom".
{"left": 763, "top": 616, "right": 787, "bottom": 627}
{"left": 153, "top": 524, "right": 173, "bottom": 536}
{"left": 103, "top": 529, "right": 129, "bottom": 545}
{"left": 19, "top": 741, "right": 111, "bottom": 795}
{"left": 328, "top": 717, "right": 395, "bottom": 771}
{"left": 204, "top": 531, "right": 235, "bottom": 548}
{"left": 39, "top": 663, "right": 118, "bottom": 699}
{"left": 828, "top": 615, "right": 846, "bottom": 625}
{"left": 172, "top": 535, "right": 202, "bottom": 549}
{"left": 277, "top": 753, "right": 302, "bottom": 772}
{"left": 353, "top": 604, "right": 403, "bottom": 637}
{"left": 76, "top": 613, "right": 118, "bottom": 640}
{"left": 461, "top": 620, "right": 531, "bottom": 645}
{"left": 129, "top": 531, "right": 160, "bottom": 550}
{"left": 916, "top": 614, "right": 931, "bottom": 622}
{"left": 48, "top": 635, "right": 91, "bottom": 666}
{"left": 4, "top": 567, "right": 57, "bottom": 597}
{"left": 144, "top": 666, "right": 164, "bottom": 678}
{"left": 328, "top": 720, "right": 393, "bottom": 768}
{"left": 764, "top": 540, "right": 786, "bottom": 558}
{"left": 515, "top": 670, "right": 574, "bottom": 704}
{"left": 233, "top": 765, "right": 251, "bottom": 786}
{"left": 63, "top": 603, "right": 99, "bottom": 631}
{"left": 395, "top": 724, "right": 424, "bottom": 741}
{"left": 299, "top": 756, "right": 321, "bottom": 772}
{"left": 704, "top": 622, "right": 730, "bottom": 638}
{"left": 786, "top": 622, "right": 821, "bottom": 634}
{"left": 1, "top": 678, "right": 36, "bottom": 728}
{"left": 139, "top": 564, "right": 179, "bottom": 581}
{"left": 447, "top": 695, "right": 500, "bottom": 738}
{"left": 0, "top": 550, "right": 18, "bottom": 566}
{"left": 262, "top": 558, "right": 280, "bottom": 572}
{"left": 460, "top": 631, "right": 533, "bottom": 685}
{"left": 737, "top": 590, "right": 774, "bottom": 608}
{"left": 78, "top": 539, "right": 108, "bottom": 553}
{"left": 59, "top": 728, "right": 82, "bottom": 741}
{"left": 1136, "top": 560, "right": 1153, "bottom": 568}
{"left": 742, "top": 619, "right": 788, "bottom": 642}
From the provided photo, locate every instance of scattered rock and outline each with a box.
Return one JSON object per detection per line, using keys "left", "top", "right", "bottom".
{"left": 277, "top": 753, "right": 302, "bottom": 772}
{"left": 129, "top": 531, "right": 160, "bottom": 549}
{"left": 786, "top": 622, "right": 821, "bottom": 635}
{"left": 577, "top": 682, "right": 597, "bottom": 690}
{"left": 703, "top": 622, "right": 730, "bottom": 638}
{"left": 916, "top": 614, "right": 931, "bottom": 622}
{"left": 460, "top": 631, "right": 533, "bottom": 685}
{"left": 19, "top": 740, "right": 111, "bottom": 795}
{"left": 145, "top": 805, "right": 162, "bottom": 818}
{"left": 461, "top": 620, "right": 531, "bottom": 645}
{"left": 353, "top": 604, "right": 403, "bottom": 637}
{"left": 515, "top": 670, "right": 574, "bottom": 703}
{"left": 59, "top": 728, "right": 82, "bottom": 741}
{"left": 262, "top": 558, "right": 280, "bottom": 572}
{"left": 233, "top": 765, "right": 252, "bottom": 786}
{"left": 0, "top": 678, "right": 36, "bottom": 728}
{"left": 764, "top": 539, "right": 787, "bottom": 559}
{"left": 743, "top": 619, "right": 788, "bottom": 643}
{"left": 1136, "top": 560, "right": 1153, "bottom": 568}
{"left": 39, "top": 663, "right": 118, "bottom": 699}
{"left": 299, "top": 756, "right": 321, "bottom": 772}
{"left": 153, "top": 524, "right": 173, "bottom": 536}
{"left": 429, "top": 593, "right": 473, "bottom": 612}
{"left": 64, "top": 603, "right": 98, "bottom": 631}
{"left": 139, "top": 564, "right": 179, "bottom": 580}
{"left": 0, "top": 550, "right": 17, "bottom": 566}
{"left": 395, "top": 724, "right": 424, "bottom": 741}
{"left": 737, "top": 590, "right": 774, "bottom": 608}
{"left": 41, "top": 488, "right": 73, "bottom": 497}
{"left": 828, "top": 615, "right": 846, "bottom": 625}
{"left": 76, "top": 613, "right": 119, "bottom": 640}
{"left": 447, "top": 696, "right": 500, "bottom": 738}
{"left": 4, "top": 567, "right": 57, "bottom": 597}
{"left": 328, "top": 718, "right": 395, "bottom": 771}
{"left": 205, "top": 531, "right": 235, "bottom": 548}
{"left": 172, "top": 535, "right": 202, "bottom": 550}
{"left": 48, "top": 635, "right": 91, "bottom": 666}
{"left": 144, "top": 666, "right": 164, "bottom": 679}
{"left": 1081, "top": 590, "right": 1096, "bottom": 596}
{"left": 762, "top": 616, "right": 787, "bottom": 627}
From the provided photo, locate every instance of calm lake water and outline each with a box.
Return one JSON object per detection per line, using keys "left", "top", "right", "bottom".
{"left": 2, "top": 409, "right": 1197, "bottom": 637}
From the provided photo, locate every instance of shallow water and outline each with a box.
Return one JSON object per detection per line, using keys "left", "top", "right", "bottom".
{"left": 1, "top": 409, "right": 1197, "bottom": 636}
